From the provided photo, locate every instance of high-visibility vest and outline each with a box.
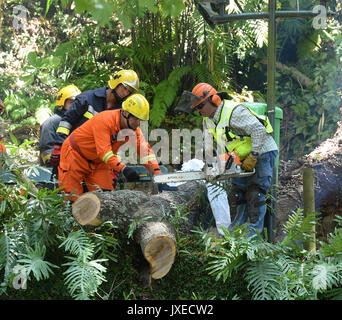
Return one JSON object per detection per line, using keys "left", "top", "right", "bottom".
{"left": 204, "top": 100, "right": 273, "bottom": 160}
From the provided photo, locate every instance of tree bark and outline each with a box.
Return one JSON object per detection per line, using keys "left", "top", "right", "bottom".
{"left": 72, "top": 181, "right": 204, "bottom": 280}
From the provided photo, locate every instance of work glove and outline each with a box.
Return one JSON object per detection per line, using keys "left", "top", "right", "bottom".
{"left": 122, "top": 166, "right": 140, "bottom": 182}
{"left": 50, "top": 145, "right": 62, "bottom": 167}
{"left": 113, "top": 170, "right": 119, "bottom": 189}
{"left": 158, "top": 183, "right": 178, "bottom": 193}
{"left": 241, "top": 155, "right": 257, "bottom": 172}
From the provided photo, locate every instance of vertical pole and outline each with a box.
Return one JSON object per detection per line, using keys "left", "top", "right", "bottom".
{"left": 265, "top": 0, "right": 277, "bottom": 243}
{"left": 267, "top": 0, "right": 276, "bottom": 129}
{"left": 303, "top": 168, "right": 316, "bottom": 253}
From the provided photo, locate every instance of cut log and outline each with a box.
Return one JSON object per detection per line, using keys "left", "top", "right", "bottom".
{"left": 72, "top": 181, "right": 204, "bottom": 280}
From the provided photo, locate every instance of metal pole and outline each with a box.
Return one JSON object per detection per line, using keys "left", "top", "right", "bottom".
{"left": 264, "top": 0, "right": 277, "bottom": 243}
{"left": 211, "top": 10, "right": 336, "bottom": 24}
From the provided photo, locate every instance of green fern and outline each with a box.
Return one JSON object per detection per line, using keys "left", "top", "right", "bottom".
{"left": 309, "top": 263, "right": 341, "bottom": 292}
{"left": 281, "top": 208, "right": 318, "bottom": 247}
{"left": 63, "top": 256, "right": 107, "bottom": 300}
{"left": 17, "top": 243, "right": 58, "bottom": 281}
{"left": 59, "top": 229, "right": 92, "bottom": 258}
{"left": 245, "top": 260, "right": 282, "bottom": 300}
{"left": 0, "top": 227, "right": 20, "bottom": 283}
{"left": 319, "top": 216, "right": 342, "bottom": 257}
{"left": 150, "top": 66, "right": 192, "bottom": 127}
{"left": 60, "top": 228, "right": 108, "bottom": 299}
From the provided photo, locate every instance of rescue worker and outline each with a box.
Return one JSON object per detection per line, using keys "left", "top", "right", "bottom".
{"left": 176, "top": 83, "right": 278, "bottom": 237}
{"left": 58, "top": 93, "right": 163, "bottom": 201}
{"left": 0, "top": 98, "right": 6, "bottom": 153}
{"left": 50, "top": 69, "right": 139, "bottom": 168}
{"left": 39, "top": 85, "right": 81, "bottom": 166}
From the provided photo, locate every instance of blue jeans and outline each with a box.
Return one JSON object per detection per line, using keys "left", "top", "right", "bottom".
{"left": 228, "top": 150, "right": 278, "bottom": 237}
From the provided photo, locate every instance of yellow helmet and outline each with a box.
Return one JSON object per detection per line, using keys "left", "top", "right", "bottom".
{"left": 56, "top": 85, "right": 81, "bottom": 108}
{"left": 108, "top": 70, "right": 139, "bottom": 93}
{"left": 122, "top": 93, "right": 149, "bottom": 121}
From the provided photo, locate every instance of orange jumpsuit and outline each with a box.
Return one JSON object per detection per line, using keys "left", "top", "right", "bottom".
{"left": 58, "top": 109, "right": 161, "bottom": 200}
{"left": 0, "top": 142, "right": 5, "bottom": 152}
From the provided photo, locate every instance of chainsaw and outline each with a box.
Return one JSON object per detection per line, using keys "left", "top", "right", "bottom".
{"left": 153, "top": 152, "right": 255, "bottom": 184}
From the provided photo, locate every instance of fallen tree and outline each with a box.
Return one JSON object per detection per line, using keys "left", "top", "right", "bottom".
{"left": 275, "top": 120, "right": 342, "bottom": 243}
{"left": 71, "top": 181, "right": 207, "bottom": 284}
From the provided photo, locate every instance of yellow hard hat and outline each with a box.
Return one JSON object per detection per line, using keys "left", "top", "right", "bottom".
{"left": 122, "top": 93, "right": 149, "bottom": 121}
{"left": 108, "top": 70, "right": 139, "bottom": 93}
{"left": 56, "top": 84, "right": 81, "bottom": 108}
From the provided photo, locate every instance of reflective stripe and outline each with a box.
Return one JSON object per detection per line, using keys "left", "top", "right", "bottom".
{"left": 56, "top": 127, "right": 70, "bottom": 135}
{"left": 83, "top": 111, "right": 93, "bottom": 119}
{"left": 57, "top": 120, "right": 72, "bottom": 135}
{"left": 83, "top": 105, "right": 98, "bottom": 119}
{"left": 141, "top": 154, "right": 157, "bottom": 164}
{"left": 59, "top": 121, "right": 72, "bottom": 130}
{"left": 103, "top": 151, "right": 114, "bottom": 163}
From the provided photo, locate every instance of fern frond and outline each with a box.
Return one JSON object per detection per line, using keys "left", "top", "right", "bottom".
{"left": 59, "top": 229, "right": 93, "bottom": 259}
{"left": 18, "top": 243, "right": 58, "bottom": 281}
{"left": 247, "top": 19, "right": 268, "bottom": 47}
{"left": 282, "top": 208, "right": 318, "bottom": 246}
{"left": 319, "top": 229, "right": 342, "bottom": 257}
{"left": 309, "top": 263, "right": 341, "bottom": 292}
{"left": 63, "top": 256, "right": 107, "bottom": 300}
{"left": 245, "top": 260, "right": 282, "bottom": 300}
{"left": 0, "top": 228, "right": 19, "bottom": 282}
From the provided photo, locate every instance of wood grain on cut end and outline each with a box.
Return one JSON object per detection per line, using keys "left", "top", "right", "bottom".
{"left": 143, "top": 235, "right": 176, "bottom": 279}
{"left": 72, "top": 192, "right": 102, "bottom": 226}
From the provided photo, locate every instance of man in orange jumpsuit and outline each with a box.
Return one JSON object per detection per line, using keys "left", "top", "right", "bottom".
{"left": 58, "top": 93, "right": 162, "bottom": 200}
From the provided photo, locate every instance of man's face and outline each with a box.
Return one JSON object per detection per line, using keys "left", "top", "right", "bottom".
{"left": 115, "top": 83, "right": 132, "bottom": 100}
{"left": 194, "top": 100, "right": 217, "bottom": 118}
{"left": 122, "top": 110, "right": 140, "bottom": 131}
{"left": 64, "top": 98, "right": 75, "bottom": 111}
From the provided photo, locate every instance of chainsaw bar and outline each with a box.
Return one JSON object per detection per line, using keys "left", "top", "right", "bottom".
{"left": 153, "top": 169, "right": 255, "bottom": 184}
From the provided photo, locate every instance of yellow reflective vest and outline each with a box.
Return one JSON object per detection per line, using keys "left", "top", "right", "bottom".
{"left": 204, "top": 100, "right": 273, "bottom": 160}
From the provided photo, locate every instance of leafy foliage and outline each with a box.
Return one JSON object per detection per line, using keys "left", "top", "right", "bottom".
{"left": 0, "top": 152, "right": 118, "bottom": 299}
{"left": 204, "top": 208, "right": 342, "bottom": 300}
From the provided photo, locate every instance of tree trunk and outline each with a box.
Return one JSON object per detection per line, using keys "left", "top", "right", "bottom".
{"left": 275, "top": 120, "right": 342, "bottom": 243}
{"left": 72, "top": 181, "right": 204, "bottom": 281}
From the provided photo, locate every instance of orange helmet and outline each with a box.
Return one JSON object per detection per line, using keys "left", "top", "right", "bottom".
{"left": 191, "top": 83, "right": 221, "bottom": 109}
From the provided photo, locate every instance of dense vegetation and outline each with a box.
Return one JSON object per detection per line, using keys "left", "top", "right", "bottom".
{"left": 0, "top": 0, "right": 342, "bottom": 300}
